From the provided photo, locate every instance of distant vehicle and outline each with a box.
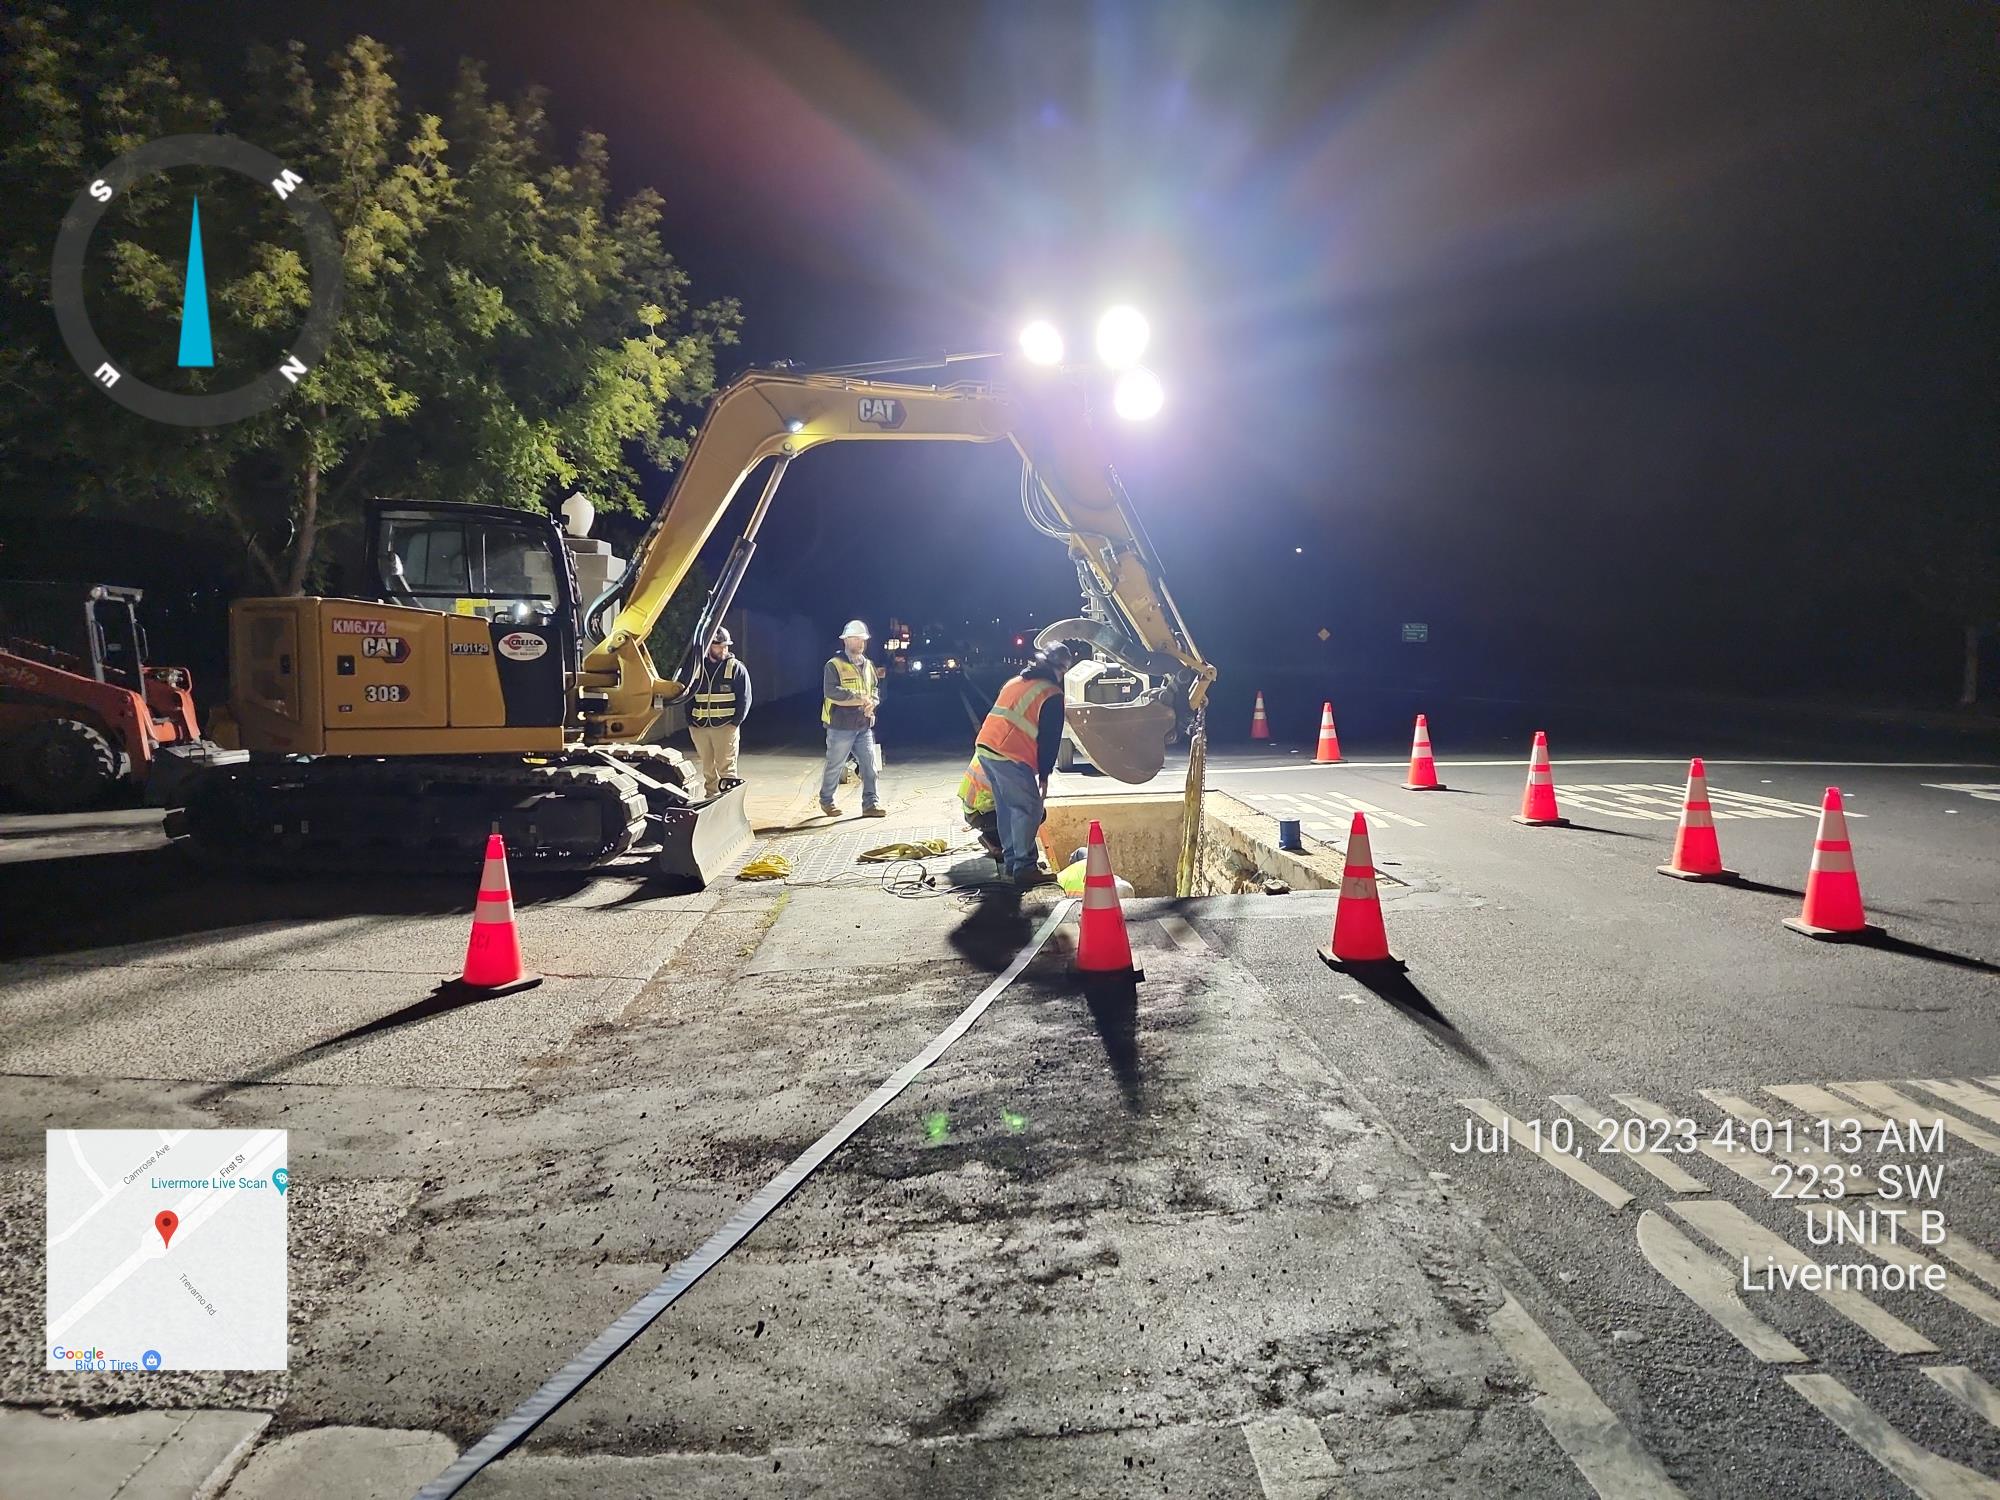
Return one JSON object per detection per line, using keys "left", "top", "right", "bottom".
{"left": 0, "top": 582, "right": 243, "bottom": 810}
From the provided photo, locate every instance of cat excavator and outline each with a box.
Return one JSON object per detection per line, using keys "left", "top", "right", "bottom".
{"left": 170, "top": 357, "right": 1215, "bottom": 885}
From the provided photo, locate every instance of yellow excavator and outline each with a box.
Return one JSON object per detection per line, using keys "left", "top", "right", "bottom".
{"left": 170, "top": 357, "right": 1216, "bottom": 884}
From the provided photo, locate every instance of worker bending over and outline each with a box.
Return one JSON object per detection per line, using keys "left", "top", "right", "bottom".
{"left": 970, "top": 642, "right": 1074, "bottom": 883}
{"left": 820, "top": 619, "right": 886, "bottom": 818}
{"left": 687, "top": 627, "right": 751, "bottom": 797}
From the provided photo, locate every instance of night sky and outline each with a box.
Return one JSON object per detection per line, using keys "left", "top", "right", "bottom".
{"left": 114, "top": 1, "right": 2000, "bottom": 696}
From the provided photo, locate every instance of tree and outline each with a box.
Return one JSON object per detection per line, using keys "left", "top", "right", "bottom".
{"left": 0, "top": 8, "right": 737, "bottom": 595}
{"left": 1874, "top": 492, "right": 2000, "bottom": 707}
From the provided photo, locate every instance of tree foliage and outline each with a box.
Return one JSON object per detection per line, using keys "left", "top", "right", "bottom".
{"left": 0, "top": 7, "right": 737, "bottom": 594}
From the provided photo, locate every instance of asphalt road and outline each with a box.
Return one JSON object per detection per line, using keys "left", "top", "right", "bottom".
{"left": 1181, "top": 745, "right": 2000, "bottom": 1498}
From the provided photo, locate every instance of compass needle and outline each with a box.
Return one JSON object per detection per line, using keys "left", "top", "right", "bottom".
{"left": 177, "top": 196, "right": 213, "bottom": 369}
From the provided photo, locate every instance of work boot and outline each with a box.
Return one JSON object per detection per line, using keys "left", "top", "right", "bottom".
{"left": 862, "top": 805, "right": 888, "bottom": 818}
{"left": 819, "top": 802, "right": 840, "bottom": 817}
{"left": 1013, "top": 866, "right": 1058, "bottom": 888}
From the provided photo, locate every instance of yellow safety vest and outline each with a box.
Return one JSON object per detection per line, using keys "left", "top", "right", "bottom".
{"left": 691, "top": 655, "right": 741, "bottom": 725}
{"left": 975, "top": 676, "right": 1057, "bottom": 767}
{"left": 822, "top": 654, "right": 877, "bottom": 724}
{"left": 957, "top": 753, "right": 994, "bottom": 815}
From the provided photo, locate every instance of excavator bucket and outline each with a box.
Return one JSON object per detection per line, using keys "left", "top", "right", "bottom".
{"left": 1064, "top": 694, "right": 1177, "bottom": 784}
{"left": 650, "top": 781, "right": 754, "bottom": 885}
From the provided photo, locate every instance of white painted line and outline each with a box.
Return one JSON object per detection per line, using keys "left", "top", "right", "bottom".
{"left": 1833, "top": 1081, "right": 2000, "bottom": 1158}
{"left": 1552, "top": 1096, "right": 1710, "bottom": 1193}
{"left": 1158, "top": 915, "right": 1208, "bottom": 955}
{"left": 1539, "top": 788, "right": 1664, "bottom": 820}
{"left": 1785, "top": 1372, "right": 2000, "bottom": 1499}
{"left": 1695, "top": 1090, "right": 1882, "bottom": 1194}
{"left": 1798, "top": 1207, "right": 2000, "bottom": 1331}
{"left": 1668, "top": 1199, "right": 1936, "bottom": 1355}
{"left": 1488, "top": 1292, "right": 1688, "bottom": 1499}
{"left": 1212, "top": 759, "right": 2000, "bottom": 774}
{"left": 1765, "top": 1083, "right": 1890, "bottom": 1133}
{"left": 1921, "top": 783, "right": 2000, "bottom": 803}
{"left": 1934, "top": 1230, "right": 2000, "bottom": 1294}
{"left": 1242, "top": 1414, "right": 1345, "bottom": 1499}
{"left": 1458, "top": 1099, "right": 1634, "bottom": 1211}
{"left": 1622, "top": 1094, "right": 1878, "bottom": 1197}
{"left": 1635, "top": 1210, "right": 1807, "bottom": 1364}
{"left": 1909, "top": 1079, "right": 2000, "bottom": 1130}
{"left": 1925, "top": 1366, "right": 2000, "bottom": 1430}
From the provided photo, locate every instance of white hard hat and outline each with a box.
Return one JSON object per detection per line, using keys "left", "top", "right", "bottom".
{"left": 840, "top": 619, "right": 870, "bottom": 640}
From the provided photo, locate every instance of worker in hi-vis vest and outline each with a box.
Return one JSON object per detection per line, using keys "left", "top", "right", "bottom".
{"left": 957, "top": 747, "right": 1001, "bottom": 860}
{"left": 820, "top": 620, "right": 886, "bottom": 818}
{"left": 687, "top": 627, "right": 751, "bottom": 798}
{"left": 970, "top": 641, "right": 1075, "bottom": 883}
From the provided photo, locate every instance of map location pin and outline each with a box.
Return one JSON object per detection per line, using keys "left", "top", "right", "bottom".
{"left": 155, "top": 1210, "right": 178, "bottom": 1249}
{"left": 273, "top": 1168, "right": 290, "bottom": 1196}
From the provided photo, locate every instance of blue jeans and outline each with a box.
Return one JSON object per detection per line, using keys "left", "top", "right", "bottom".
{"left": 981, "top": 753, "right": 1045, "bottom": 876}
{"left": 821, "top": 724, "right": 880, "bottom": 809}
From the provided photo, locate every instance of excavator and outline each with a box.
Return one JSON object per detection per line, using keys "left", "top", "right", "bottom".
{"left": 170, "top": 356, "right": 1216, "bottom": 887}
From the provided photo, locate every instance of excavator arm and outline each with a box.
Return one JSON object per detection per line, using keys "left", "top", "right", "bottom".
{"left": 579, "top": 368, "right": 1215, "bottom": 779}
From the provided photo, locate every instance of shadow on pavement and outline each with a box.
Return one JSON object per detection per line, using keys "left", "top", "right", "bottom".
{"left": 1082, "top": 973, "right": 1143, "bottom": 1111}
{"left": 1861, "top": 933, "right": 2000, "bottom": 976}
{"left": 947, "top": 886, "right": 1035, "bottom": 972}
{"left": 1348, "top": 967, "right": 1491, "bottom": 1069}
{"left": 1561, "top": 822, "right": 1647, "bottom": 839}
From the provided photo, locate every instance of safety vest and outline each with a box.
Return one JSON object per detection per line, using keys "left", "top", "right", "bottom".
{"left": 690, "top": 655, "right": 742, "bottom": 725}
{"left": 957, "top": 753, "right": 994, "bottom": 815}
{"left": 822, "top": 654, "right": 877, "bottom": 724}
{"left": 975, "top": 676, "right": 1058, "bottom": 767}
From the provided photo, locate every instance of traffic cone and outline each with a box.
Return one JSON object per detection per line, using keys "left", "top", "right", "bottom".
{"left": 1657, "top": 757, "right": 1736, "bottom": 881}
{"left": 1783, "top": 788, "right": 1879, "bottom": 941}
{"left": 1312, "top": 702, "right": 1342, "bottom": 763}
{"left": 1512, "top": 731, "right": 1568, "bottom": 826}
{"left": 1250, "top": 691, "right": 1271, "bottom": 741}
{"left": 1402, "top": 714, "right": 1444, "bottom": 790}
{"left": 1076, "top": 819, "right": 1141, "bottom": 978}
{"left": 1319, "top": 811, "right": 1403, "bottom": 971}
{"left": 459, "top": 829, "right": 537, "bottom": 991}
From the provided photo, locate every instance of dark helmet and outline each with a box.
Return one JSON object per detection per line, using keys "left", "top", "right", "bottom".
{"left": 1034, "top": 641, "right": 1079, "bottom": 675}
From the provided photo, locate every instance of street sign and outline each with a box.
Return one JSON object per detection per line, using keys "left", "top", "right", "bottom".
{"left": 1402, "top": 623, "right": 1429, "bottom": 643}
{"left": 1316, "top": 627, "right": 1330, "bottom": 642}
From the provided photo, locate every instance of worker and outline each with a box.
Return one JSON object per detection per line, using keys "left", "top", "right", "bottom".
{"left": 957, "top": 750, "right": 1002, "bottom": 860}
{"left": 687, "top": 627, "right": 751, "bottom": 797}
{"left": 820, "top": 619, "right": 886, "bottom": 818}
{"left": 971, "top": 641, "right": 1074, "bottom": 883}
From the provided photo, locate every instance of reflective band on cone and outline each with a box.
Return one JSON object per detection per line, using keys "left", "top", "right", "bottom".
{"left": 1312, "top": 702, "right": 1341, "bottom": 763}
{"left": 1318, "top": 811, "right": 1404, "bottom": 971}
{"left": 1402, "top": 713, "right": 1444, "bottom": 790}
{"left": 1658, "top": 756, "right": 1736, "bottom": 881}
{"left": 1076, "top": 820, "right": 1140, "bottom": 977}
{"left": 1512, "top": 730, "right": 1568, "bottom": 826}
{"left": 460, "top": 832, "right": 534, "bottom": 990}
{"left": 1783, "top": 787, "right": 1878, "bottom": 941}
{"left": 1251, "top": 691, "right": 1270, "bottom": 741}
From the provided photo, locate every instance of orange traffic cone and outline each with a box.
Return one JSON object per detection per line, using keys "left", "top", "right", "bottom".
{"left": 1512, "top": 730, "right": 1568, "bottom": 826}
{"left": 1076, "top": 819, "right": 1141, "bottom": 978}
{"left": 1319, "top": 811, "right": 1403, "bottom": 970}
{"left": 1312, "top": 702, "right": 1342, "bottom": 763}
{"left": 1251, "top": 691, "right": 1271, "bottom": 741}
{"left": 1658, "top": 757, "right": 1736, "bottom": 881}
{"left": 1784, "top": 787, "right": 1878, "bottom": 941}
{"left": 1402, "top": 714, "right": 1444, "bottom": 790}
{"left": 459, "top": 829, "right": 536, "bottom": 991}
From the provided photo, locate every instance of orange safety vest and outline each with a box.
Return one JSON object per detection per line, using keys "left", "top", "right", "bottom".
{"left": 957, "top": 753, "right": 994, "bottom": 815}
{"left": 975, "top": 676, "right": 1058, "bottom": 768}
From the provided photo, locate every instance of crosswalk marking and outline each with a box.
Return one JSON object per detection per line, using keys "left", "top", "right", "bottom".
{"left": 1784, "top": 1373, "right": 2000, "bottom": 1499}
{"left": 1616, "top": 1094, "right": 1817, "bottom": 1197}
{"left": 1764, "top": 1083, "right": 1890, "bottom": 1133}
{"left": 1696, "top": 1089, "right": 1881, "bottom": 1194}
{"left": 1799, "top": 1207, "right": 2000, "bottom": 1332}
{"left": 1552, "top": 1096, "right": 1710, "bottom": 1193}
{"left": 1635, "top": 1210, "right": 1807, "bottom": 1364}
{"left": 1294, "top": 789, "right": 1424, "bottom": 829}
{"left": 1552, "top": 784, "right": 1862, "bottom": 820}
{"left": 1668, "top": 1199, "right": 1937, "bottom": 1355}
{"left": 1935, "top": 1231, "right": 2000, "bottom": 1294}
{"left": 1458, "top": 1099, "right": 1634, "bottom": 1210}
{"left": 1488, "top": 1292, "right": 1688, "bottom": 1499}
{"left": 1910, "top": 1079, "right": 2000, "bottom": 1129}
{"left": 1925, "top": 1366, "right": 2000, "bottom": 1430}
{"left": 1241, "top": 1414, "right": 1347, "bottom": 1499}
{"left": 1554, "top": 788, "right": 1678, "bottom": 821}
{"left": 1832, "top": 1081, "right": 2000, "bottom": 1158}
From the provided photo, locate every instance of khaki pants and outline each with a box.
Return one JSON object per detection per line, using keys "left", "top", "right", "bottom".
{"left": 688, "top": 723, "right": 740, "bottom": 797}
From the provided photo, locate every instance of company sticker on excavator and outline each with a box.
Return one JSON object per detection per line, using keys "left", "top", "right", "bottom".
{"left": 857, "top": 397, "right": 905, "bottom": 429}
{"left": 497, "top": 631, "right": 548, "bottom": 662}
{"left": 330, "top": 618, "right": 391, "bottom": 636}
{"left": 361, "top": 636, "right": 409, "bottom": 663}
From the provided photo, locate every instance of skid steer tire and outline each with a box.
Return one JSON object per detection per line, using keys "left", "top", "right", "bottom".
{"left": 6, "top": 718, "right": 118, "bottom": 811}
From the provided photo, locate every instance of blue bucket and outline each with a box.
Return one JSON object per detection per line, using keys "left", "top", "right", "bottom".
{"left": 1277, "top": 817, "right": 1303, "bottom": 852}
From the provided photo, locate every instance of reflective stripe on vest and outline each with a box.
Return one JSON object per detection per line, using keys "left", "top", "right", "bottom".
{"left": 690, "top": 656, "right": 740, "bottom": 724}
{"left": 822, "top": 655, "right": 876, "bottom": 724}
{"left": 976, "top": 677, "right": 1057, "bottom": 766}
{"left": 958, "top": 753, "right": 994, "bottom": 814}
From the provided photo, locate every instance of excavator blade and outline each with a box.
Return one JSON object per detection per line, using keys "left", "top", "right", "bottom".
{"left": 1064, "top": 695, "right": 1176, "bottom": 784}
{"left": 650, "top": 781, "right": 754, "bottom": 885}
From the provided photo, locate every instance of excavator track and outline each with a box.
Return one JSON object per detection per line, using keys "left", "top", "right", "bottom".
{"left": 171, "top": 754, "right": 651, "bottom": 874}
